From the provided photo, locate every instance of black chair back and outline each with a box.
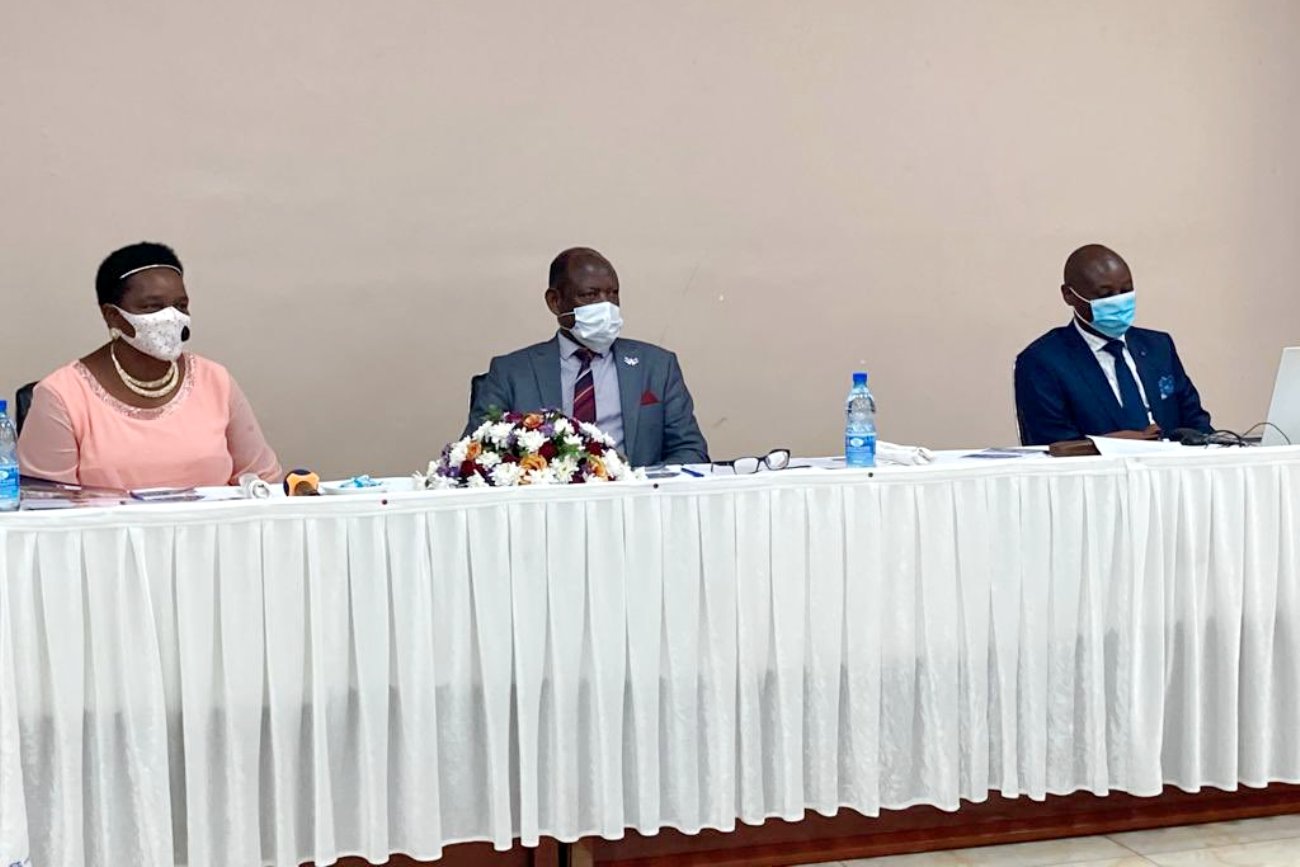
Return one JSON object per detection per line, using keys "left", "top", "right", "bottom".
{"left": 15, "top": 382, "right": 36, "bottom": 436}
{"left": 469, "top": 373, "right": 485, "bottom": 407}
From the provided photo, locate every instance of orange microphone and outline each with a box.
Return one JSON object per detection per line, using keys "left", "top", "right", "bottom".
{"left": 283, "top": 469, "right": 320, "bottom": 496}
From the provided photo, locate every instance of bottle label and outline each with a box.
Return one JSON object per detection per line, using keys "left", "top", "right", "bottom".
{"left": 0, "top": 465, "right": 18, "bottom": 502}
{"left": 845, "top": 433, "right": 877, "bottom": 467}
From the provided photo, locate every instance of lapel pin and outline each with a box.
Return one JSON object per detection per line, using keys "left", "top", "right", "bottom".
{"left": 623, "top": 356, "right": 640, "bottom": 366}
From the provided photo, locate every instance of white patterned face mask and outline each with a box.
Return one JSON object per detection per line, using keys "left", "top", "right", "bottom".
{"left": 111, "top": 306, "right": 191, "bottom": 361}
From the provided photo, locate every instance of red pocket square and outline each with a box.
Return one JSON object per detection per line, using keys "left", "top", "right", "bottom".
{"left": 640, "top": 389, "right": 660, "bottom": 406}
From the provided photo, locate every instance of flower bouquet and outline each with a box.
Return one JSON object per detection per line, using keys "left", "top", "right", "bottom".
{"left": 416, "top": 409, "right": 643, "bottom": 489}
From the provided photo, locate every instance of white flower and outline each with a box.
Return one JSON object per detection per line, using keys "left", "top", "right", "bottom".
{"left": 517, "top": 430, "right": 547, "bottom": 454}
{"left": 524, "top": 467, "right": 558, "bottom": 486}
{"left": 448, "top": 438, "right": 471, "bottom": 466}
{"left": 578, "top": 421, "right": 615, "bottom": 447}
{"left": 553, "top": 417, "right": 573, "bottom": 436}
{"left": 562, "top": 434, "right": 583, "bottom": 449}
{"left": 584, "top": 472, "right": 609, "bottom": 484}
{"left": 466, "top": 472, "right": 489, "bottom": 488}
{"left": 420, "top": 473, "right": 456, "bottom": 490}
{"left": 477, "top": 451, "right": 502, "bottom": 469}
{"left": 488, "top": 422, "right": 514, "bottom": 448}
{"left": 472, "top": 421, "right": 493, "bottom": 440}
{"left": 490, "top": 462, "right": 524, "bottom": 487}
{"left": 551, "top": 456, "right": 578, "bottom": 483}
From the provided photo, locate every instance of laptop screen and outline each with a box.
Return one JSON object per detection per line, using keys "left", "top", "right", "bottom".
{"left": 1263, "top": 347, "right": 1300, "bottom": 446}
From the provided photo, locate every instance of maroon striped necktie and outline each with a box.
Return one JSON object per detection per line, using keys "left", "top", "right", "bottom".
{"left": 573, "top": 347, "right": 597, "bottom": 424}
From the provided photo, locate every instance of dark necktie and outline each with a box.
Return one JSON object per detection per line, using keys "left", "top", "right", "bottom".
{"left": 1103, "top": 340, "right": 1149, "bottom": 430}
{"left": 573, "top": 347, "right": 596, "bottom": 424}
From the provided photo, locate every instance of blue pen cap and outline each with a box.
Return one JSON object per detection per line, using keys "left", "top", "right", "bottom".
{"left": 852, "top": 372, "right": 868, "bottom": 387}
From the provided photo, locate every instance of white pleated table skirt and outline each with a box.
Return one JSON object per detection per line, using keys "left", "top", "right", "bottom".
{"left": 3, "top": 448, "right": 1299, "bottom": 866}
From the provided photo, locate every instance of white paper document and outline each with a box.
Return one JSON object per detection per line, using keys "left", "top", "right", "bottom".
{"left": 1087, "top": 436, "right": 1189, "bottom": 457}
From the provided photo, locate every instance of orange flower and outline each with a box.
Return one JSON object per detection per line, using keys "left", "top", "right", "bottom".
{"left": 519, "top": 454, "right": 548, "bottom": 473}
{"left": 522, "top": 413, "right": 545, "bottom": 430}
{"left": 465, "top": 441, "right": 482, "bottom": 461}
{"left": 586, "top": 455, "right": 608, "bottom": 479}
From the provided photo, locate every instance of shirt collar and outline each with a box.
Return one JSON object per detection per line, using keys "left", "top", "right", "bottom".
{"left": 1073, "top": 318, "right": 1122, "bottom": 352}
{"left": 557, "top": 330, "right": 607, "bottom": 359}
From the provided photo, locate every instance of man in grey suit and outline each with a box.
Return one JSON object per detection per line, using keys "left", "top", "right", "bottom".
{"left": 464, "top": 247, "right": 709, "bottom": 467}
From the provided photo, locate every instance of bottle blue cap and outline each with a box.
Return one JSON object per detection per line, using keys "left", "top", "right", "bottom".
{"left": 0, "top": 399, "right": 7, "bottom": 414}
{"left": 852, "top": 372, "right": 868, "bottom": 386}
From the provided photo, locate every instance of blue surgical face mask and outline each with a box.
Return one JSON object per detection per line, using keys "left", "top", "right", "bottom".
{"left": 1071, "top": 287, "right": 1135, "bottom": 339}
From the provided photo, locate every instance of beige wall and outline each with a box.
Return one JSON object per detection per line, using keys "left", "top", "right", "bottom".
{"left": 2, "top": 1, "right": 1298, "bottom": 478}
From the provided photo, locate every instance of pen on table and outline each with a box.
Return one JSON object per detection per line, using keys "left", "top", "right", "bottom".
{"left": 681, "top": 467, "right": 705, "bottom": 477}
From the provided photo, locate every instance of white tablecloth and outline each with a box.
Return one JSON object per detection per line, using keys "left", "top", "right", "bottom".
{"left": 3, "top": 449, "right": 1300, "bottom": 866}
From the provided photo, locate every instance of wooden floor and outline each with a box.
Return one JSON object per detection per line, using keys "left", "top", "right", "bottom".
{"left": 792, "top": 813, "right": 1300, "bottom": 865}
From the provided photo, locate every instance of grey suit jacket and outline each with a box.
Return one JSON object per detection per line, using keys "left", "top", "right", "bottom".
{"left": 464, "top": 336, "right": 709, "bottom": 467}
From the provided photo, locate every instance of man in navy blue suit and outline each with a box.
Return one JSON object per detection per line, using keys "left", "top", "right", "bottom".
{"left": 1015, "top": 244, "right": 1212, "bottom": 446}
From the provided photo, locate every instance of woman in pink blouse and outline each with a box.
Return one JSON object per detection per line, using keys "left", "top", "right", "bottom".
{"left": 18, "top": 242, "right": 282, "bottom": 491}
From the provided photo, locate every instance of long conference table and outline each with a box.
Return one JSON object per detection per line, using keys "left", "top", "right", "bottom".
{"left": 3, "top": 447, "right": 1300, "bottom": 867}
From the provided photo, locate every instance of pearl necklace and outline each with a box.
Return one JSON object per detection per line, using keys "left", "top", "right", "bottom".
{"left": 110, "top": 344, "right": 179, "bottom": 399}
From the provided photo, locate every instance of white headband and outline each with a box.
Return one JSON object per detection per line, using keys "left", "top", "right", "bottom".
{"left": 118, "top": 263, "right": 182, "bottom": 280}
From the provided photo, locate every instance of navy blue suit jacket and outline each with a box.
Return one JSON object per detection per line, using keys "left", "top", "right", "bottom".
{"left": 1014, "top": 325, "right": 1211, "bottom": 446}
{"left": 464, "top": 336, "right": 709, "bottom": 467}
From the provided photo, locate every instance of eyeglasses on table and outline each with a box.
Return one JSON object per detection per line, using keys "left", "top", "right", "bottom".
{"left": 710, "top": 449, "right": 793, "bottom": 475}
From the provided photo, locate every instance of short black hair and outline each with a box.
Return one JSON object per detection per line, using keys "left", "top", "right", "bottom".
{"left": 548, "top": 246, "right": 609, "bottom": 292}
{"left": 95, "top": 242, "right": 183, "bottom": 306}
{"left": 1063, "top": 243, "right": 1123, "bottom": 289}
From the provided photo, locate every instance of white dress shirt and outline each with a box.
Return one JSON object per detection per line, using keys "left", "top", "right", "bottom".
{"left": 558, "top": 331, "right": 625, "bottom": 449}
{"left": 1073, "top": 320, "right": 1154, "bottom": 425}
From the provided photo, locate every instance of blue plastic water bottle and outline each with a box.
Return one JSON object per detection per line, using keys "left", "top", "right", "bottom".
{"left": 844, "top": 372, "right": 877, "bottom": 468}
{"left": 0, "top": 400, "right": 19, "bottom": 511}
